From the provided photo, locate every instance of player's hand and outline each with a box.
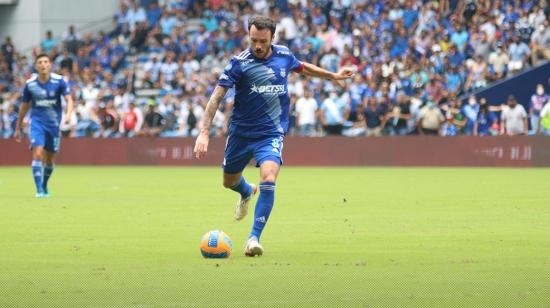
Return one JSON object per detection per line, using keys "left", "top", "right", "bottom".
{"left": 63, "top": 114, "right": 70, "bottom": 125}
{"left": 14, "top": 130, "right": 22, "bottom": 143}
{"left": 333, "top": 67, "right": 356, "bottom": 80}
{"left": 194, "top": 130, "right": 209, "bottom": 159}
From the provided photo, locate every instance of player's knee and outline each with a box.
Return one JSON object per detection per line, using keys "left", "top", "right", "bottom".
{"left": 32, "top": 151, "right": 44, "bottom": 161}
{"left": 260, "top": 173, "right": 277, "bottom": 183}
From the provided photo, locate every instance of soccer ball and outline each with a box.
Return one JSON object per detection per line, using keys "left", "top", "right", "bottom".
{"left": 199, "top": 230, "right": 233, "bottom": 258}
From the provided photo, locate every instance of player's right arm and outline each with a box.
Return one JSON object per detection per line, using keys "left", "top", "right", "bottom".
{"left": 14, "top": 102, "right": 30, "bottom": 143}
{"left": 194, "top": 56, "right": 242, "bottom": 159}
{"left": 15, "top": 83, "right": 32, "bottom": 143}
{"left": 194, "top": 85, "right": 229, "bottom": 159}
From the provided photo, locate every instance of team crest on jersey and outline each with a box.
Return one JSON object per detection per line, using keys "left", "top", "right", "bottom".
{"left": 280, "top": 68, "right": 286, "bottom": 78}
{"left": 49, "top": 90, "right": 55, "bottom": 97}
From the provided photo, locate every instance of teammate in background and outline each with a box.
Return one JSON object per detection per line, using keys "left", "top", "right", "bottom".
{"left": 194, "top": 16, "right": 354, "bottom": 256}
{"left": 14, "top": 54, "right": 74, "bottom": 197}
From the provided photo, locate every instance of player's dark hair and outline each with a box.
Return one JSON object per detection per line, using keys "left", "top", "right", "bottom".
{"left": 248, "top": 16, "right": 276, "bottom": 37}
{"left": 35, "top": 53, "right": 50, "bottom": 63}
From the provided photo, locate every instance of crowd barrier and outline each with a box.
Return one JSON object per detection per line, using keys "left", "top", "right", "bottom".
{"left": 1, "top": 136, "right": 549, "bottom": 167}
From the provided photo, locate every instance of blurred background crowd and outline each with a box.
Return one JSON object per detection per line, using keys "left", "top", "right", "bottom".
{"left": 1, "top": 0, "right": 550, "bottom": 138}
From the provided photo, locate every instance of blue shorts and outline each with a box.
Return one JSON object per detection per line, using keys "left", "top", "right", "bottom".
{"left": 223, "top": 134, "right": 284, "bottom": 174}
{"left": 29, "top": 123, "right": 61, "bottom": 153}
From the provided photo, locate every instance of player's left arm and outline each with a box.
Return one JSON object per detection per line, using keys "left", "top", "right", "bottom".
{"left": 298, "top": 62, "right": 355, "bottom": 81}
{"left": 63, "top": 94, "right": 74, "bottom": 125}
{"left": 61, "top": 77, "right": 74, "bottom": 125}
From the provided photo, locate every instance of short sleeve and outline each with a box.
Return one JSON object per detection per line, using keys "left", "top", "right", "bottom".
{"left": 217, "top": 58, "right": 242, "bottom": 88}
{"left": 289, "top": 51, "right": 304, "bottom": 73}
{"left": 60, "top": 78, "right": 70, "bottom": 96}
{"left": 22, "top": 84, "right": 31, "bottom": 103}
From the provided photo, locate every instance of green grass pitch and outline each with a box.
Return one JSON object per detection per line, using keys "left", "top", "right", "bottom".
{"left": 0, "top": 167, "right": 549, "bottom": 307}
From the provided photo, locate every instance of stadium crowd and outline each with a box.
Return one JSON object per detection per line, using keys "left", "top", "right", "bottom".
{"left": 1, "top": 0, "right": 550, "bottom": 138}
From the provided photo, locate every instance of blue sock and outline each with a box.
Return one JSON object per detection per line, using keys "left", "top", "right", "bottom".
{"left": 230, "top": 176, "right": 253, "bottom": 198}
{"left": 43, "top": 164, "right": 54, "bottom": 191}
{"left": 31, "top": 160, "right": 43, "bottom": 193}
{"left": 250, "top": 182, "right": 276, "bottom": 241}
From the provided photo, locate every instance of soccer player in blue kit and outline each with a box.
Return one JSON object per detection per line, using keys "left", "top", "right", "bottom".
{"left": 14, "top": 54, "right": 74, "bottom": 198}
{"left": 194, "top": 17, "right": 355, "bottom": 256}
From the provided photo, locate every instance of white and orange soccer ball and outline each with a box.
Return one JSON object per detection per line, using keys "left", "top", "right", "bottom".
{"left": 199, "top": 230, "right": 233, "bottom": 258}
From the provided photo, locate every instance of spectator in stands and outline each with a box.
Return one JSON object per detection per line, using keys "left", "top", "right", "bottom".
{"left": 445, "top": 65, "right": 463, "bottom": 97}
{"left": 539, "top": 97, "right": 550, "bottom": 135}
{"left": 417, "top": 101, "right": 444, "bottom": 136}
{"left": 386, "top": 91, "right": 412, "bottom": 136}
{"left": 140, "top": 100, "right": 165, "bottom": 137}
{"left": 472, "top": 32, "right": 491, "bottom": 62}
{"left": 488, "top": 42, "right": 509, "bottom": 80}
{"left": 113, "top": 86, "right": 132, "bottom": 112}
{"left": 75, "top": 97, "right": 101, "bottom": 138}
{"left": 62, "top": 25, "right": 81, "bottom": 55}
{"left": 530, "top": 84, "right": 548, "bottom": 135}
{"left": 463, "top": 95, "right": 480, "bottom": 135}
{"left": 119, "top": 101, "right": 143, "bottom": 137}
{"left": 3, "top": 103, "right": 17, "bottom": 138}
{"left": 501, "top": 95, "right": 528, "bottom": 136}
{"left": 442, "top": 97, "right": 467, "bottom": 136}
{"left": 182, "top": 52, "right": 200, "bottom": 79}
{"left": 146, "top": 1, "right": 162, "bottom": 30}
{"left": 0, "top": 57, "right": 12, "bottom": 86}
{"left": 465, "top": 55, "right": 488, "bottom": 91}
{"left": 99, "top": 99, "right": 119, "bottom": 138}
{"left": 295, "top": 89, "right": 318, "bottom": 137}
{"left": 126, "top": 0, "right": 147, "bottom": 32}
{"left": 55, "top": 48, "right": 77, "bottom": 73}
{"left": 1, "top": 36, "right": 14, "bottom": 72}
{"left": 143, "top": 54, "right": 161, "bottom": 85}
{"left": 319, "top": 89, "right": 349, "bottom": 136}
{"left": 425, "top": 75, "right": 447, "bottom": 105}
{"left": 41, "top": 30, "right": 60, "bottom": 54}
{"left": 474, "top": 98, "right": 498, "bottom": 136}
{"left": 508, "top": 34, "right": 531, "bottom": 74}
{"left": 362, "top": 97, "right": 384, "bottom": 137}
{"left": 179, "top": 100, "right": 203, "bottom": 137}
{"left": 159, "top": 10, "right": 177, "bottom": 36}
{"left": 130, "top": 21, "right": 148, "bottom": 52}
{"left": 319, "top": 48, "right": 340, "bottom": 73}
{"left": 530, "top": 22, "right": 550, "bottom": 66}
{"left": 159, "top": 51, "right": 178, "bottom": 89}
{"left": 451, "top": 23, "right": 469, "bottom": 53}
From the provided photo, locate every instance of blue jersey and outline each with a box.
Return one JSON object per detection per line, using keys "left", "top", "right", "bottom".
{"left": 218, "top": 45, "right": 303, "bottom": 138}
{"left": 22, "top": 73, "right": 70, "bottom": 130}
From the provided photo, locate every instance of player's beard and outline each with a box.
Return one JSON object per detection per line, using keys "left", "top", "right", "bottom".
{"left": 253, "top": 48, "right": 266, "bottom": 58}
